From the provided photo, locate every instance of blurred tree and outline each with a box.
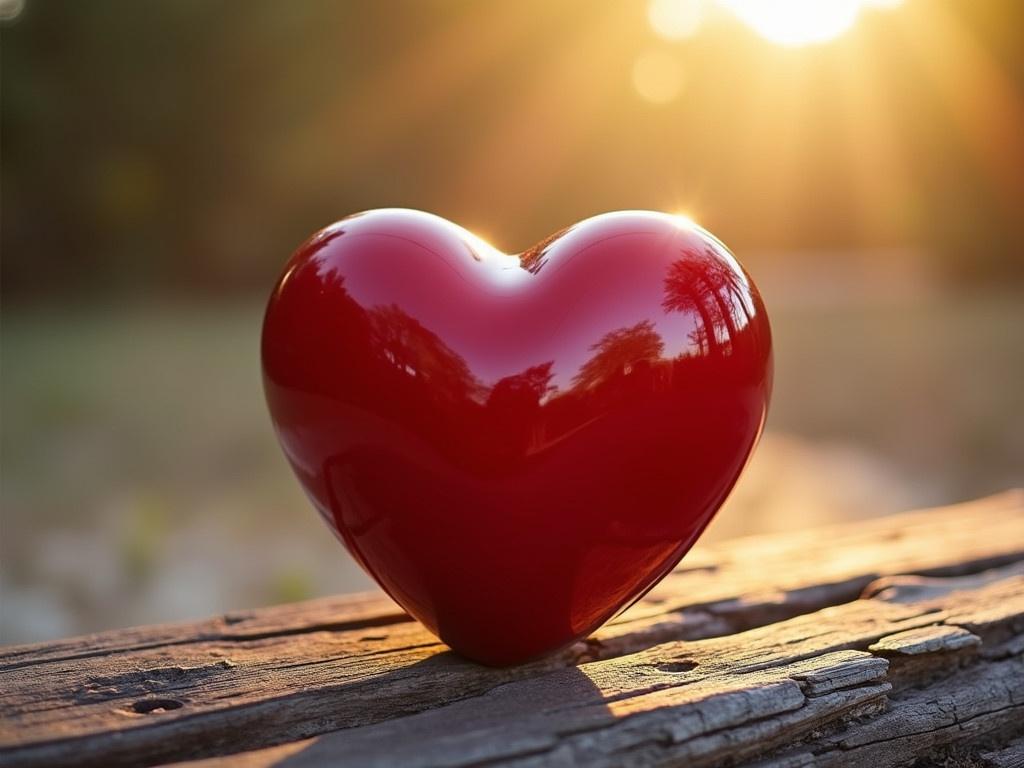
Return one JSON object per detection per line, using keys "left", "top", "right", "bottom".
{"left": 2, "top": 0, "right": 1022, "bottom": 299}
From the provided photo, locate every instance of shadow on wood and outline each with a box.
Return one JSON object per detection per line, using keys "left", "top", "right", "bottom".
{"left": 1, "top": 491, "right": 1022, "bottom": 768}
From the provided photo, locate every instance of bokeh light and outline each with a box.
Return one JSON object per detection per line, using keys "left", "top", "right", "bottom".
{"left": 632, "top": 49, "right": 686, "bottom": 104}
{"left": 648, "top": 0, "right": 704, "bottom": 40}
{"left": 0, "top": 0, "right": 25, "bottom": 23}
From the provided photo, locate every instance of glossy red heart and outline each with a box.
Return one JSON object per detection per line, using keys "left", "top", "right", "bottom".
{"left": 262, "top": 209, "right": 772, "bottom": 666}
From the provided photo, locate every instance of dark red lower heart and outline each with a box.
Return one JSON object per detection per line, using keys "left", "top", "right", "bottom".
{"left": 262, "top": 209, "right": 772, "bottom": 666}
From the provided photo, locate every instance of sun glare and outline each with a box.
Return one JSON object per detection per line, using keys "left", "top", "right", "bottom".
{"left": 672, "top": 212, "right": 700, "bottom": 230}
{"left": 720, "top": 0, "right": 861, "bottom": 46}
{"left": 648, "top": 0, "right": 904, "bottom": 49}
{"left": 648, "top": 0, "right": 704, "bottom": 40}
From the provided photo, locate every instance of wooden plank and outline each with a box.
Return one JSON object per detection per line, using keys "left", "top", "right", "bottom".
{"left": 186, "top": 560, "right": 1024, "bottom": 767}
{"left": 982, "top": 736, "right": 1024, "bottom": 768}
{"left": 0, "top": 491, "right": 1021, "bottom": 768}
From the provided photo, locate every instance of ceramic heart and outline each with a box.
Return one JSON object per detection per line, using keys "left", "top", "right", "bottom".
{"left": 262, "top": 209, "right": 772, "bottom": 666}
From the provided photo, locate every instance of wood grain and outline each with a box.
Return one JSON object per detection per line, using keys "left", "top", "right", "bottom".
{"left": 188, "top": 561, "right": 1024, "bottom": 768}
{"left": 1, "top": 491, "right": 1021, "bottom": 768}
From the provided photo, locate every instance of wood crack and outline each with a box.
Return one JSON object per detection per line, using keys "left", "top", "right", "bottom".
{"left": 0, "top": 613, "right": 414, "bottom": 673}
{"left": 1, "top": 491, "right": 1021, "bottom": 768}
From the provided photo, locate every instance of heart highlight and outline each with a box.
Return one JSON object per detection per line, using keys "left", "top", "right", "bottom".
{"left": 263, "top": 209, "right": 772, "bottom": 665}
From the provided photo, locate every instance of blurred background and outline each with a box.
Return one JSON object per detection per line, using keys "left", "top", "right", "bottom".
{"left": 2, "top": 0, "right": 1022, "bottom": 643}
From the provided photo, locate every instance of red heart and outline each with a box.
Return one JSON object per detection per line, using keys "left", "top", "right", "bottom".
{"left": 262, "top": 210, "right": 772, "bottom": 666}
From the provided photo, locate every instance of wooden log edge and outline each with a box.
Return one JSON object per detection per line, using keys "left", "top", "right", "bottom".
{"left": 1, "top": 490, "right": 1021, "bottom": 768}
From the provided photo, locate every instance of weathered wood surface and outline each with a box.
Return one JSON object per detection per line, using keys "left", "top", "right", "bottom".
{"left": 1, "top": 491, "right": 1022, "bottom": 768}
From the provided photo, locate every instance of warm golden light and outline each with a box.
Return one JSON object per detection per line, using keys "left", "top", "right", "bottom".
{"left": 649, "top": 0, "right": 907, "bottom": 48}
{"left": 462, "top": 229, "right": 505, "bottom": 261}
{"left": 720, "top": 0, "right": 860, "bottom": 46}
{"left": 632, "top": 49, "right": 685, "bottom": 105}
{"left": 672, "top": 212, "right": 700, "bottom": 230}
{"left": 648, "top": 0, "right": 704, "bottom": 41}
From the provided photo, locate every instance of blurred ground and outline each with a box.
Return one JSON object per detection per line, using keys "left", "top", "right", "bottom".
{"left": 3, "top": 272, "right": 1021, "bottom": 643}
